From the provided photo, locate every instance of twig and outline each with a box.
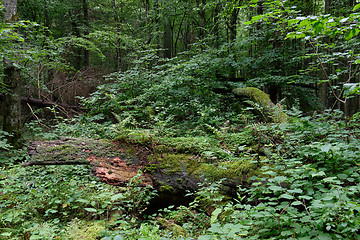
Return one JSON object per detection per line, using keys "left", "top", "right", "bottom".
{"left": 309, "top": 40, "right": 345, "bottom": 104}
{"left": 278, "top": 202, "right": 291, "bottom": 236}
{"left": 302, "top": 200, "right": 319, "bottom": 240}
{"left": 26, "top": 103, "right": 51, "bottom": 129}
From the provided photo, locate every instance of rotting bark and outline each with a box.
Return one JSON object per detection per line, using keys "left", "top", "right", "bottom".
{"left": 23, "top": 160, "right": 90, "bottom": 166}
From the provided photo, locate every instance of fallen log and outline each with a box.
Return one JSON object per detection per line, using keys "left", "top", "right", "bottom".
{"left": 233, "top": 87, "right": 288, "bottom": 122}
{"left": 0, "top": 93, "right": 82, "bottom": 111}
{"left": 23, "top": 160, "right": 90, "bottom": 167}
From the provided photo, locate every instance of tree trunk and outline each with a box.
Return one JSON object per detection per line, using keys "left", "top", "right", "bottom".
{"left": 196, "top": 0, "right": 206, "bottom": 41}
{"left": 112, "top": 0, "right": 122, "bottom": 71}
{"left": 2, "top": 65, "right": 22, "bottom": 148}
{"left": 3, "top": 0, "right": 18, "bottom": 22}
{"left": 319, "top": 0, "right": 331, "bottom": 109}
{"left": 228, "top": 6, "right": 239, "bottom": 43}
{"left": 83, "top": 0, "right": 90, "bottom": 67}
{"left": 2, "top": 0, "right": 22, "bottom": 148}
{"left": 163, "top": 19, "right": 173, "bottom": 58}
{"left": 325, "top": 0, "right": 331, "bottom": 13}
{"left": 68, "top": 3, "right": 82, "bottom": 70}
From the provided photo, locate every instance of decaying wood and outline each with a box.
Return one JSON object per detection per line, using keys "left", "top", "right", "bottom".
{"left": 23, "top": 160, "right": 90, "bottom": 167}
{"left": 0, "top": 93, "right": 82, "bottom": 111}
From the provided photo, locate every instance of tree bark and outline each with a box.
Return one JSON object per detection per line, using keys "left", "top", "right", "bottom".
{"left": 112, "top": 0, "right": 122, "bottom": 71}
{"left": 2, "top": 0, "right": 22, "bottom": 148}
{"left": 3, "top": 0, "right": 18, "bottom": 22}
{"left": 325, "top": 0, "right": 331, "bottom": 13}
{"left": 83, "top": 0, "right": 90, "bottom": 67}
{"left": 163, "top": 18, "right": 173, "bottom": 58}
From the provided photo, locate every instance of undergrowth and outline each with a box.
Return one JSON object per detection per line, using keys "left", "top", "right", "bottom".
{"left": 1, "top": 110, "right": 360, "bottom": 239}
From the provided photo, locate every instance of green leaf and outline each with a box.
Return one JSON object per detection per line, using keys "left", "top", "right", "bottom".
{"left": 269, "top": 185, "right": 283, "bottom": 192}
{"left": 345, "top": 29, "right": 355, "bottom": 41}
{"left": 299, "top": 19, "right": 310, "bottom": 28}
{"left": 280, "top": 193, "right": 294, "bottom": 199}
{"left": 317, "top": 233, "right": 332, "bottom": 240}
{"left": 292, "top": 201, "right": 302, "bottom": 206}
{"left": 323, "top": 177, "right": 340, "bottom": 184}
{"left": 111, "top": 193, "right": 124, "bottom": 201}
{"left": 211, "top": 208, "right": 222, "bottom": 224}
{"left": 84, "top": 208, "right": 97, "bottom": 213}
{"left": 198, "top": 236, "right": 214, "bottom": 240}
{"left": 113, "top": 235, "right": 125, "bottom": 240}
{"left": 0, "top": 232, "right": 12, "bottom": 237}
{"left": 337, "top": 173, "right": 348, "bottom": 179}
{"left": 287, "top": 188, "right": 303, "bottom": 194}
{"left": 76, "top": 198, "right": 89, "bottom": 204}
{"left": 208, "top": 223, "right": 222, "bottom": 233}
{"left": 281, "top": 230, "right": 293, "bottom": 236}
{"left": 311, "top": 171, "right": 326, "bottom": 177}
{"left": 354, "top": 3, "right": 360, "bottom": 11}
{"left": 323, "top": 195, "right": 333, "bottom": 201}
{"left": 252, "top": 15, "right": 262, "bottom": 22}
{"left": 299, "top": 195, "right": 313, "bottom": 200}
{"left": 320, "top": 144, "right": 332, "bottom": 153}
{"left": 313, "top": 21, "right": 323, "bottom": 35}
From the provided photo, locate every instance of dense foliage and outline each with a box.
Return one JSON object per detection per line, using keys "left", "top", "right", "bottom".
{"left": 2, "top": 111, "right": 360, "bottom": 239}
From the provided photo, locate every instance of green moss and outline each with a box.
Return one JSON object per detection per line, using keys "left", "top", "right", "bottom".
{"left": 158, "top": 136, "right": 219, "bottom": 155}
{"left": 154, "top": 144, "right": 173, "bottom": 154}
{"left": 157, "top": 217, "right": 186, "bottom": 237}
{"left": 233, "top": 87, "right": 288, "bottom": 122}
{"left": 67, "top": 220, "right": 105, "bottom": 240}
{"left": 234, "top": 87, "right": 273, "bottom": 107}
{"left": 149, "top": 153, "right": 193, "bottom": 174}
{"left": 47, "top": 144, "right": 78, "bottom": 154}
{"left": 190, "top": 158, "right": 258, "bottom": 182}
{"left": 143, "top": 164, "right": 160, "bottom": 173}
{"left": 159, "top": 185, "right": 175, "bottom": 193}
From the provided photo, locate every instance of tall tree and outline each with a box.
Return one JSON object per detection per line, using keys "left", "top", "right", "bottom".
{"left": 2, "top": 0, "right": 22, "bottom": 148}
{"left": 83, "top": 0, "right": 90, "bottom": 67}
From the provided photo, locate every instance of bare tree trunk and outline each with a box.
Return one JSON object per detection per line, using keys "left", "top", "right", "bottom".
{"left": 325, "top": 0, "right": 331, "bottom": 13}
{"left": 319, "top": 0, "right": 331, "bottom": 109}
{"left": 112, "top": 0, "right": 122, "bottom": 71}
{"left": 228, "top": 7, "right": 239, "bottom": 43}
{"left": 83, "top": 0, "right": 90, "bottom": 67}
{"left": 163, "top": 18, "right": 172, "bottom": 58}
{"left": 2, "top": 0, "right": 22, "bottom": 148}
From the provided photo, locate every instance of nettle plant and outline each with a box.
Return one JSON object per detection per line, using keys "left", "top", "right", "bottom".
{"left": 199, "top": 111, "right": 360, "bottom": 239}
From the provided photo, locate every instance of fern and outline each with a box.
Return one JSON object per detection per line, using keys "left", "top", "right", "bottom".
{"left": 112, "top": 113, "right": 137, "bottom": 137}
{"left": 244, "top": 99, "right": 268, "bottom": 121}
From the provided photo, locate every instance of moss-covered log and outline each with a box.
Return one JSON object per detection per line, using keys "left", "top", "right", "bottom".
{"left": 25, "top": 135, "right": 260, "bottom": 196}
{"left": 233, "top": 87, "right": 288, "bottom": 122}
